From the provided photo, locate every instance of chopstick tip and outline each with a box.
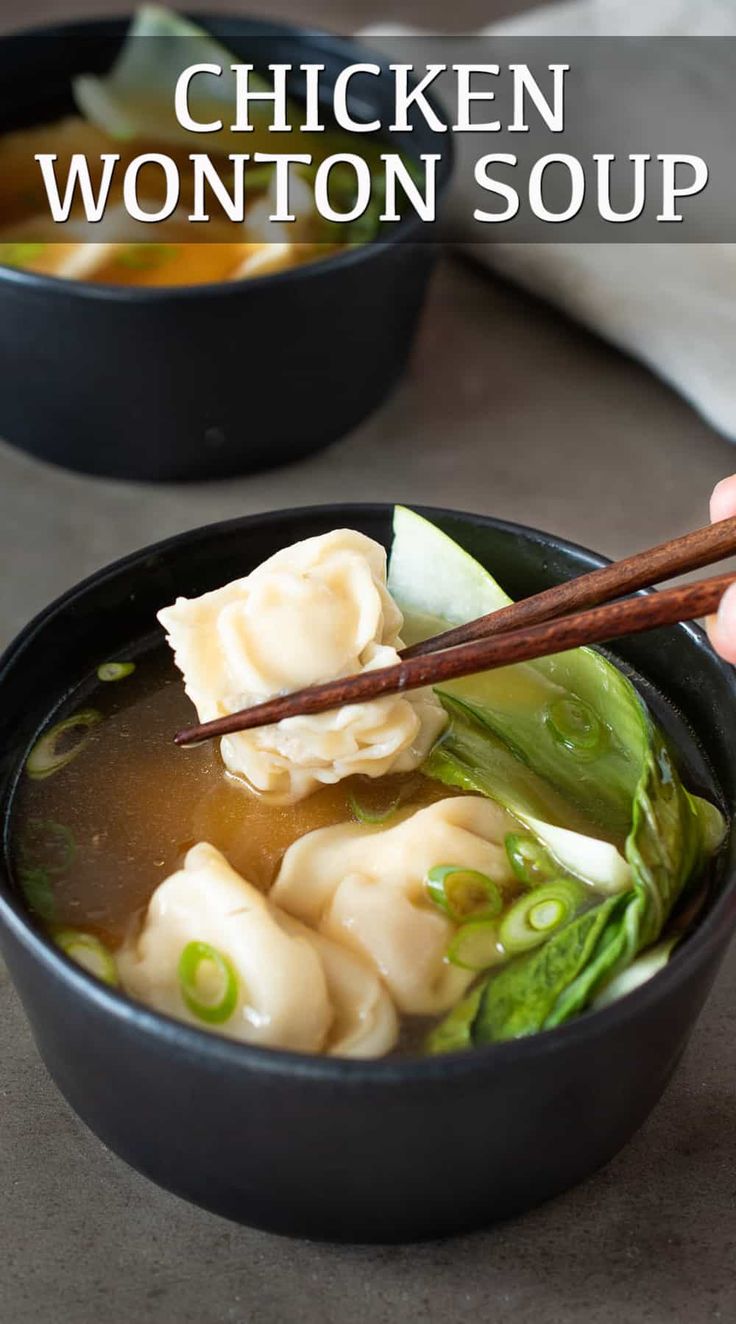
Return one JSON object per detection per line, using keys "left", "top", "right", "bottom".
{"left": 174, "top": 728, "right": 198, "bottom": 747}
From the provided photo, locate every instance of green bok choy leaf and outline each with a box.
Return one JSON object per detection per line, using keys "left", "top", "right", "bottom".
{"left": 388, "top": 506, "right": 726, "bottom": 1046}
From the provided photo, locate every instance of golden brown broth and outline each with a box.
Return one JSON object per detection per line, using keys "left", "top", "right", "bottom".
{"left": 10, "top": 646, "right": 715, "bottom": 1057}
{"left": 10, "top": 651, "right": 454, "bottom": 947}
{"left": 88, "top": 244, "right": 274, "bottom": 289}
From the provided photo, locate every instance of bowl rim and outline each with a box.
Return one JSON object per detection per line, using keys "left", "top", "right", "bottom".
{"left": 0, "top": 11, "right": 454, "bottom": 303}
{"left": 1, "top": 500, "right": 734, "bottom": 1084}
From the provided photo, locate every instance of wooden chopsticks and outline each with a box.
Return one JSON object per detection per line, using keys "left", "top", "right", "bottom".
{"left": 173, "top": 514, "right": 736, "bottom": 747}
{"left": 401, "top": 515, "right": 736, "bottom": 658}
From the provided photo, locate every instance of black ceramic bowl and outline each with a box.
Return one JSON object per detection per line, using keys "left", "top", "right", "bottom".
{"left": 0, "top": 505, "right": 734, "bottom": 1243}
{"left": 0, "top": 17, "right": 451, "bottom": 481}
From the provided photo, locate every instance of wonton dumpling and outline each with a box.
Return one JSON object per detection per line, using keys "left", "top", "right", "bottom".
{"left": 272, "top": 797, "right": 518, "bottom": 1015}
{"left": 287, "top": 919, "right": 398, "bottom": 1057}
{"left": 118, "top": 842, "right": 397, "bottom": 1057}
{"left": 158, "top": 530, "right": 446, "bottom": 801}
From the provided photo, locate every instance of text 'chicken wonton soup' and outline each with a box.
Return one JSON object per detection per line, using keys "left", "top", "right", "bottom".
{"left": 10, "top": 508, "right": 726, "bottom": 1058}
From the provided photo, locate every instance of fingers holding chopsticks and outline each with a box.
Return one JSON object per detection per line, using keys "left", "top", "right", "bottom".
{"left": 709, "top": 477, "right": 736, "bottom": 664}
{"left": 711, "top": 476, "right": 736, "bottom": 524}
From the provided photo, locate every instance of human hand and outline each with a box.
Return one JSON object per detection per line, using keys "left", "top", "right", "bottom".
{"left": 708, "top": 476, "right": 736, "bottom": 664}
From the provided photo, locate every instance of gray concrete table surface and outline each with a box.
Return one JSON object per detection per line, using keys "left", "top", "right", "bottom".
{"left": 1, "top": 2, "right": 735, "bottom": 1321}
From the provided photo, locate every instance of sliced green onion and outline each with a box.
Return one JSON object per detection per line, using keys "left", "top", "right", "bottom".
{"left": 426, "top": 865, "right": 502, "bottom": 923}
{"left": 505, "top": 833, "right": 556, "bottom": 886}
{"left": 349, "top": 793, "right": 400, "bottom": 825}
{"left": 115, "top": 244, "right": 176, "bottom": 270}
{"left": 447, "top": 920, "right": 505, "bottom": 972}
{"left": 19, "top": 818, "right": 76, "bottom": 875}
{"left": 55, "top": 929, "right": 118, "bottom": 986}
{"left": 178, "top": 941, "right": 238, "bottom": 1024}
{"left": 16, "top": 820, "right": 74, "bottom": 922}
{"left": 545, "top": 697, "right": 605, "bottom": 757}
{"left": 97, "top": 661, "right": 136, "bottom": 682}
{"left": 0, "top": 242, "right": 46, "bottom": 268}
{"left": 26, "top": 709, "right": 102, "bottom": 780}
{"left": 18, "top": 866, "right": 55, "bottom": 921}
{"left": 499, "top": 879, "right": 586, "bottom": 954}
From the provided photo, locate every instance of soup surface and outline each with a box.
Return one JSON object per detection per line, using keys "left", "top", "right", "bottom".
{"left": 10, "top": 648, "right": 460, "bottom": 946}
{"left": 8, "top": 640, "right": 719, "bottom": 1059}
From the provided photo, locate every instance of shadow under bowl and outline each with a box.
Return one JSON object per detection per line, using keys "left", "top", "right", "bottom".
{"left": 0, "top": 16, "right": 452, "bottom": 481}
{"left": 0, "top": 504, "right": 734, "bottom": 1242}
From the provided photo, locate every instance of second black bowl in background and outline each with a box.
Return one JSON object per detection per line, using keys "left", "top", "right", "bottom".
{"left": 0, "top": 16, "right": 452, "bottom": 481}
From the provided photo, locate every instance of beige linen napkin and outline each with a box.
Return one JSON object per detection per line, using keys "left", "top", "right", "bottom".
{"left": 362, "top": 1, "right": 736, "bottom": 440}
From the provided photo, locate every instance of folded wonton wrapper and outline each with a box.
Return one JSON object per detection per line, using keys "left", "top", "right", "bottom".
{"left": 272, "top": 796, "right": 518, "bottom": 1015}
{"left": 158, "top": 530, "right": 447, "bottom": 801}
{"left": 118, "top": 842, "right": 398, "bottom": 1057}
